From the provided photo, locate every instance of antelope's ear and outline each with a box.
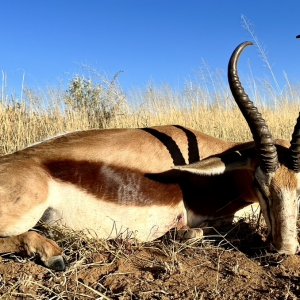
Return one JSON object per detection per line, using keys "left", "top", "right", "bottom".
{"left": 173, "top": 152, "right": 254, "bottom": 176}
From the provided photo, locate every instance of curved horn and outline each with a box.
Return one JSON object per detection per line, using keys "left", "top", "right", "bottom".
{"left": 289, "top": 114, "right": 300, "bottom": 172}
{"left": 228, "top": 42, "right": 278, "bottom": 173}
{"left": 289, "top": 36, "right": 300, "bottom": 172}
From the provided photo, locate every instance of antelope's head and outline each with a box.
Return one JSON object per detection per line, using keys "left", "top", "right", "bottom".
{"left": 228, "top": 42, "right": 300, "bottom": 254}
{"left": 176, "top": 42, "right": 300, "bottom": 254}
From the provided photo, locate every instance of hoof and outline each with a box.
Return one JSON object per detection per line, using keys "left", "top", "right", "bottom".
{"left": 45, "top": 255, "right": 67, "bottom": 271}
{"left": 177, "top": 228, "right": 204, "bottom": 241}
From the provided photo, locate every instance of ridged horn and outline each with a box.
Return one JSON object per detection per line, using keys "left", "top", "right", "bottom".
{"left": 228, "top": 42, "right": 278, "bottom": 173}
{"left": 289, "top": 36, "right": 300, "bottom": 172}
{"left": 289, "top": 114, "right": 300, "bottom": 172}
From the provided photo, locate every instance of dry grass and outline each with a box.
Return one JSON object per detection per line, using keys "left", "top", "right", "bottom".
{"left": 1, "top": 75, "right": 300, "bottom": 155}
{"left": 2, "top": 217, "right": 299, "bottom": 299}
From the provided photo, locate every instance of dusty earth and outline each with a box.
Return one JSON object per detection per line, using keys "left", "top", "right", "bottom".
{"left": 0, "top": 220, "right": 300, "bottom": 300}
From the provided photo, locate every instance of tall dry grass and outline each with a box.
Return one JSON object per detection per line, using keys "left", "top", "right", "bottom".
{"left": 1, "top": 71, "right": 300, "bottom": 156}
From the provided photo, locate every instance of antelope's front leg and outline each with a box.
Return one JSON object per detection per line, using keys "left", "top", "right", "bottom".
{"left": 0, "top": 231, "right": 65, "bottom": 271}
{"left": 176, "top": 226, "right": 204, "bottom": 240}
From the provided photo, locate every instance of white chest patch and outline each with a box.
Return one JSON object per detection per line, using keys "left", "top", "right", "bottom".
{"left": 45, "top": 179, "right": 187, "bottom": 241}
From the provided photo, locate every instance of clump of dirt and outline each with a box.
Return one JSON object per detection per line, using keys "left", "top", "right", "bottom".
{"left": 0, "top": 221, "right": 300, "bottom": 299}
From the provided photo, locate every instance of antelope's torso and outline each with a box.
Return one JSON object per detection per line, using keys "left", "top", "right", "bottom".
{"left": 0, "top": 125, "right": 258, "bottom": 241}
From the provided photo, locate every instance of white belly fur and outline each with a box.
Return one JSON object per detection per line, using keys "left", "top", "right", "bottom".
{"left": 46, "top": 179, "right": 187, "bottom": 241}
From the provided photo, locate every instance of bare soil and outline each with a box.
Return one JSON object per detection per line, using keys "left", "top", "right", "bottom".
{"left": 0, "top": 221, "right": 300, "bottom": 300}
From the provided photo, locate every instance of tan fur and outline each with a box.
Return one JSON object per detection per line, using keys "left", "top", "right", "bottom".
{"left": 271, "top": 166, "right": 297, "bottom": 192}
{"left": 0, "top": 231, "right": 63, "bottom": 269}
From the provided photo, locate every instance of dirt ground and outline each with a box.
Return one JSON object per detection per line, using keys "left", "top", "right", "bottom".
{"left": 0, "top": 221, "right": 300, "bottom": 300}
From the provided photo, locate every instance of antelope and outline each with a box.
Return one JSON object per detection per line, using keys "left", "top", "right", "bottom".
{"left": 0, "top": 42, "right": 299, "bottom": 271}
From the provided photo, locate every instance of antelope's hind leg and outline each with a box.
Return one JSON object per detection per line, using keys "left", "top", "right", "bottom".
{"left": 0, "top": 231, "right": 65, "bottom": 271}
{"left": 0, "top": 206, "right": 66, "bottom": 271}
{"left": 0, "top": 168, "right": 66, "bottom": 270}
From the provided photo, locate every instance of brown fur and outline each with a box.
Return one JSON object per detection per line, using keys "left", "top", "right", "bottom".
{"left": 272, "top": 166, "right": 297, "bottom": 193}
{"left": 44, "top": 160, "right": 183, "bottom": 206}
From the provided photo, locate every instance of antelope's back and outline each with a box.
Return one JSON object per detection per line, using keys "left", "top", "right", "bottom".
{"left": 21, "top": 125, "right": 235, "bottom": 172}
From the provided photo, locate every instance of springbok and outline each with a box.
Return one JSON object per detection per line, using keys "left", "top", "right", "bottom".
{"left": 0, "top": 42, "right": 299, "bottom": 271}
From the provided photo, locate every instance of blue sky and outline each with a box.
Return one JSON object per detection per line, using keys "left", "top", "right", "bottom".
{"left": 0, "top": 1, "right": 299, "bottom": 97}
